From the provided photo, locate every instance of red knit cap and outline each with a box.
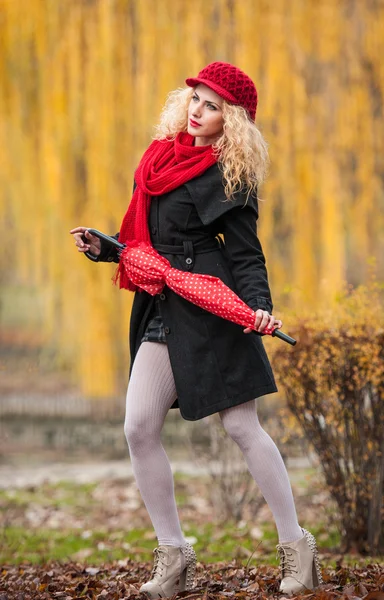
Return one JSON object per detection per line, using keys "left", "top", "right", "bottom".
{"left": 186, "top": 62, "right": 258, "bottom": 120}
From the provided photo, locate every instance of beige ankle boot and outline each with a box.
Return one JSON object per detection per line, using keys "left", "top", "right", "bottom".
{"left": 140, "top": 542, "right": 196, "bottom": 599}
{"left": 277, "top": 528, "right": 323, "bottom": 594}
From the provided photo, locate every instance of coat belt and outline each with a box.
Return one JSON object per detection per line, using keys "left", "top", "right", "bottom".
{"left": 153, "top": 239, "right": 221, "bottom": 271}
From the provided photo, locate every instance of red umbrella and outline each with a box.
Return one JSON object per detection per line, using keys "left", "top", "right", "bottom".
{"left": 86, "top": 230, "right": 296, "bottom": 345}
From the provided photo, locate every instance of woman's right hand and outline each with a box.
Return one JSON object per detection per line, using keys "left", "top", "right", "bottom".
{"left": 70, "top": 227, "right": 101, "bottom": 256}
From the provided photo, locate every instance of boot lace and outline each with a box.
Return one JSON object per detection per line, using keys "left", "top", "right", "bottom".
{"left": 150, "top": 546, "right": 172, "bottom": 579}
{"left": 276, "top": 544, "right": 298, "bottom": 577}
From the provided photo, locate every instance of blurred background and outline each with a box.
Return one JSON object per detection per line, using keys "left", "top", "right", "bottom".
{"left": 0, "top": 0, "right": 383, "bottom": 566}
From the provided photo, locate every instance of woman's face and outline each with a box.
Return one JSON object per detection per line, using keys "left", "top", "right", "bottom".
{"left": 187, "top": 84, "right": 224, "bottom": 146}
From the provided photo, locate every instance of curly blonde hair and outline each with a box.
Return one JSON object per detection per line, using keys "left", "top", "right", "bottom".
{"left": 154, "top": 87, "right": 269, "bottom": 201}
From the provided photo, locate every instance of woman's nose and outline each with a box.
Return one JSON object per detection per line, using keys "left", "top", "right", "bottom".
{"left": 192, "top": 103, "right": 202, "bottom": 117}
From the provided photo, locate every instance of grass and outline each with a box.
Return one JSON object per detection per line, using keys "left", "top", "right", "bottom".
{"left": 1, "top": 524, "right": 381, "bottom": 568}
{"left": 0, "top": 479, "right": 382, "bottom": 568}
{"left": 1, "top": 527, "right": 155, "bottom": 565}
{"left": 0, "top": 524, "right": 284, "bottom": 566}
{"left": 0, "top": 481, "right": 98, "bottom": 509}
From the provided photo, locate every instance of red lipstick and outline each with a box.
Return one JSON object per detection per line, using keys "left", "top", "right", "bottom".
{"left": 189, "top": 119, "right": 201, "bottom": 128}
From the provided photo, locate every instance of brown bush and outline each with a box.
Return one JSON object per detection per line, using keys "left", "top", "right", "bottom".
{"left": 272, "top": 278, "right": 384, "bottom": 554}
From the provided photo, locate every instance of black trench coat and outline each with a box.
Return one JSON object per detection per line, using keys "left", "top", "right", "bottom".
{"left": 99, "top": 163, "right": 278, "bottom": 420}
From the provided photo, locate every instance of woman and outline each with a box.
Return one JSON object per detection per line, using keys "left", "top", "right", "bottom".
{"left": 71, "top": 62, "right": 322, "bottom": 596}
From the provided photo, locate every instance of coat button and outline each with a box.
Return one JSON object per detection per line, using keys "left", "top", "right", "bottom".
{"left": 159, "top": 293, "right": 166, "bottom": 300}
{"left": 151, "top": 226, "right": 157, "bottom": 235}
{"left": 164, "top": 327, "right": 170, "bottom": 334}
{"left": 185, "top": 257, "right": 193, "bottom": 265}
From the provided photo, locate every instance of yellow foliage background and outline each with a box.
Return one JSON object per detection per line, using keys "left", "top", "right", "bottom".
{"left": 1, "top": 0, "right": 383, "bottom": 399}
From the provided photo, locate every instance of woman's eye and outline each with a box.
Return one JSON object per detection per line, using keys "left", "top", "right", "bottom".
{"left": 192, "top": 95, "right": 199, "bottom": 102}
{"left": 207, "top": 104, "right": 217, "bottom": 110}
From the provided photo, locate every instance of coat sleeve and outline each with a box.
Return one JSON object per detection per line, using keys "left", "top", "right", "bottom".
{"left": 216, "top": 194, "right": 273, "bottom": 315}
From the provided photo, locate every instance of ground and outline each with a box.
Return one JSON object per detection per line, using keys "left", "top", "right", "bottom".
{"left": 0, "top": 463, "right": 383, "bottom": 599}
{"left": 1, "top": 560, "right": 383, "bottom": 600}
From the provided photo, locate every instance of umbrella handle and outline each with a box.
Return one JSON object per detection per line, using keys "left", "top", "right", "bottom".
{"left": 271, "top": 328, "right": 296, "bottom": 346}
{"left": 82, "top": 228, "right": 126, "bottom": 260}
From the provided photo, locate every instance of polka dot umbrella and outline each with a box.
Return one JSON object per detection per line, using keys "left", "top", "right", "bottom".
{"left": 87, "top": 230, "right": 296, "bottom": 345}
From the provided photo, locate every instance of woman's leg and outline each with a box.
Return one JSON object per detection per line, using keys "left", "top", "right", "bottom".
{"left": 124, "top": 342, "right": 185, "bottom": 547}
{"left": 220, "top": 399, "right": 303, "bottom": 543}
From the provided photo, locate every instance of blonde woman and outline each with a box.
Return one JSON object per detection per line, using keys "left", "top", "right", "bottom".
{"left": 71, "top": 62, "right": 322, "bottom": 596}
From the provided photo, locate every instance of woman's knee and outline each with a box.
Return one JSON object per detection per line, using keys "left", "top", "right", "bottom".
{"left": 124, "top": 413, "right": 161, "bottom": 451}
{"left": 221, "top": 415, "right": 247, "bottom": 446}
{"left": 124, "top": 416, "right": 138, "bottom": 447}
{"left": 220, "top": 402, "right": 260, "bottom": 447}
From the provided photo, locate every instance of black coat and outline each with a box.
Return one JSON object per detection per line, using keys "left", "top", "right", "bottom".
{"left": 99, "top": 164, "right": 277, "bottom": 420}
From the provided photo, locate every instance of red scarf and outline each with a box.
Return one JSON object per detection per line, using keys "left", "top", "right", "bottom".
{"left": 115, "top": 132, "right": 217, "bottom": 290}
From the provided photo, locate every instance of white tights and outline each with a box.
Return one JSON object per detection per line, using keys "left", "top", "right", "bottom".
{"left": 124, "top": 342, "right": 302, "bottom": 546}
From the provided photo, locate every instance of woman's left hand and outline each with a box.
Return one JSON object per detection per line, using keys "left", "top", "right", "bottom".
{"left": 243, "top": 309, "right": 283, "bottom": 334}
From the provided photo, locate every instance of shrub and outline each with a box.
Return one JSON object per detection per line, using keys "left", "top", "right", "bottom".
{"left": 272, "top": 278, "right": 384, "bottom": 554}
